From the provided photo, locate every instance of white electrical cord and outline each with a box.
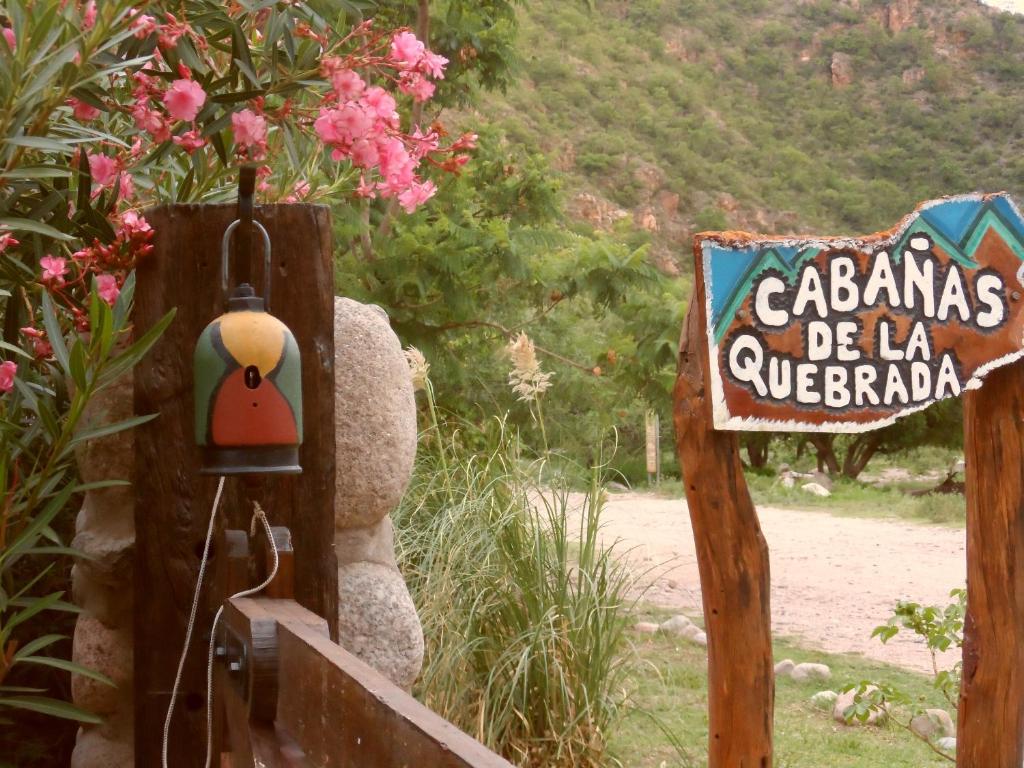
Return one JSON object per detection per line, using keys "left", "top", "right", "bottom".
{"left": 202, "top": 501, "right": 278, "bottom": 768}
{"left": 160, "top": 478, "right": 280, "bottom": 768}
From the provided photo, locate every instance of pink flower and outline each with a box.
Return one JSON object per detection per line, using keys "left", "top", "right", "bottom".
{"left": 39, "top": 255, "right": 68, "bottom": 285}
{"left": 389, "top": 31, "right": 425, "bottom": 69}
{"left": 20, "top": 327, "right": 51, "bottom": 359}
{"left": 332, "top": 69, "right": 365, "bottom": 100}
{"left": 350, "top": 139, "right": 379, "bottom": 169}
{"left": 68, "top": 97, "right": 101, "bottom": 121}
{"left": 120, "top": 211, "right": 152, "bottom": 237}
{"left": 0, "top": 232, "right": 19, "bottom": 252}
{"left": 132, "top": 102, "right": 171, "bottom": 142}
{"left": 119, "top": 173, "right": 135, "bottom": 200}
{"left": 420, "top": 51, "right": 448, "bottom": 79}
{"left": 172, "top": 128, "right": 206, "bottom": 153}
{"left": 95, "top": 274, "right": 120, "bottom": 306}
{"left": 399, "top": 73, "right": 435, "bottom": 103}
{"left": 361, "top": 87, "right": 397, "bottom": 123}
{"left": 283, "top": 180, "right": 311, "bottom": 203}
{"left": 0, "top": 361, "right": 17, "bottom": 394}
{"left": 82, "top": 1, "right": 97, "bottom": 30}
{"left": 163, "top": 78, "right": 206, "bottom": 122}
{"left": 377, "top": 138, "right": 416, "bottom": 188}
{"left": 356, "top": 174, "right": 375, "bottom": 198}
{"left": 231, "top": 109, "right": 268, "bottom": 153}
{"left": 314, "top": 103, "right": 373, "bottom": 147}
{"left": 2, "top": 26, "right": 14, "bottom": 51}
{"left": 397, "top": 180, "right": 437, "bottom": 213}
{"left": 88, "top": 152, "right": 119, "bottom": 188}
{"left": 410, "top": 126, "right": 440, "bottom": 159}
{"left": 130, "top": 11, "right": 158, "bottom": 39}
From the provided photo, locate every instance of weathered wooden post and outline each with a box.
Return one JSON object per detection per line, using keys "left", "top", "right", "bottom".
{"left": 675, "top": 272, "right": 774, "bottom": 767}
{"left": 958, "top": 359, "right": 1024, "bottom": 767}
{"left": 133, "top": 203, "right": 336, "bottom": 766}
{"left": 677, "top": 193, "right": 1024, "bottom": 767}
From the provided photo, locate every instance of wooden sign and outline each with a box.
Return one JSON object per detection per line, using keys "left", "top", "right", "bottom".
{"left": 699, "top": 193, "right": 1024, "bottom": 432}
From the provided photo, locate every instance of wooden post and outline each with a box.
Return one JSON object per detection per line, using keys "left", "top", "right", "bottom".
{"left": 958, "top": 358, "right": 1024, "bottom": 767}
{"left": 133, "top": 203, "right": 336, "bottom": 767}
{"left": 673, "top": 269, "right": 774, "bottom": 767}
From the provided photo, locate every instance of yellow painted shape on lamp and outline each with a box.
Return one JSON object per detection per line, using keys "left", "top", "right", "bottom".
{"left": 218, "top": 310, "right": 286, "bottom": 375}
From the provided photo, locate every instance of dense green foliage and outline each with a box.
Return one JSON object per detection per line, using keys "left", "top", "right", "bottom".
{"left": 487, "top": 0, "right": 1024, "bottom": 242}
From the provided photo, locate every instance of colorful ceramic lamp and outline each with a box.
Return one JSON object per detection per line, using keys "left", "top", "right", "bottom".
{"left": 193, "top": 219, "right": 303, "bottom": 475}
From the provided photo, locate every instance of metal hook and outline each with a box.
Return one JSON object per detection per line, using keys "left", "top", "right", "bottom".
{"left": 221, "top": 220, "right": 272, "bottom": 311}
{"left": 236, "top": 165, "right": 256, "bottom": 267}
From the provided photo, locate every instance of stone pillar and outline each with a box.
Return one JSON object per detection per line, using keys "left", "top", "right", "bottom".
{"left": 69, "top": 373, "right": 135, "bottom": 767}
{"left": 333, "top": 297, "right": 424, "bottom": 689}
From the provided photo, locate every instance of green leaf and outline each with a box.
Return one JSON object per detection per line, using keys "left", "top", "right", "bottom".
{"left": 0, "top": 217, "right": 74, "bottom": 240}
{"left": 0, "top": 166, "right": 72, "bottom": 180}
{"left": 12, "top": 634, "right": 66, "bottom": 661}
{"left": 3, "top": 484, "right": 74, "bottom": 562}
{"left": 71, "top": 413, "right": 158, "bottom": 445}
{"left": 3, "top": 136, "right": 74, "bottom": 153}
{"left": 97, "top": 308, "right": 176, "bottom": 388}
{"left": 3, "top": 593, "right": 64, "bottom": 637}
{"left": 18, "top": 657, "right": 114, "bottom": 686}
{"left": 40, "top": 292, "right": 70, "bottom": 378}
{"left": 0, "top": 696, "right": 102, "bottom": 724}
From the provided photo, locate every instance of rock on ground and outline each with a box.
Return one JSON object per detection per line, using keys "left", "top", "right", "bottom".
{"left": 659, "top": 614, "right": 695, "bottom": 635}
{"left": 790, "top": 662, "right": 831, "bottom": 682}
{"left": 810, "top": 690, "right": 838, "bottom": 710}
{"left": 774, "top": 658, "right": 796, "bottom": 676}
{"left": 633, "top": 621, "right": 660, "bottom": 634}
{"left": 801, "top": 482, "right": 831, "bottom": 497}
{"left": 833, "top": 685, "right": 888, "bottom": 725}
{"left": 910, "top": 709, "right": 955, "bottom": 740}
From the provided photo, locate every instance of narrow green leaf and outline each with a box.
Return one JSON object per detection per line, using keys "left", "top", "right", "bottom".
{"left": 0, "top": 697, "right": 102, "bottom": 724}
{"left": 40, "top": 292, "right": 70, "bottom": 378}
{"left": 12, "top": 634, "right": 66, "bottom": 661}
{"left": 71, "top": 413, "right": 158, "bottom": 445}
{"left": 19, "top": 657, "right": 114, "bottom": 686}
{"left": 0, "top": 217, "right": 74, "bottom": 240}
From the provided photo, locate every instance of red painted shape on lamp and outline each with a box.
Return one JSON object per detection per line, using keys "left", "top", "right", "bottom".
{"left": 211, "top": 368, "right": 298, "bottom": 446}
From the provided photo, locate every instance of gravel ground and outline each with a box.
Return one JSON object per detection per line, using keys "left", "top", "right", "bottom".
{"left": 586, "top": 491, "right": 966, "bottom": 674}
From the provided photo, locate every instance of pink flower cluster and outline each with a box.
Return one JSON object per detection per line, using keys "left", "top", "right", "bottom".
{"left": 313, "top": 30, "right": 455, "bottom": 211}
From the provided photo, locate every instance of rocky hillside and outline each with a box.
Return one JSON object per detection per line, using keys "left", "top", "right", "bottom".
{"left": 470, "top": 0, "right": 1024, "bottom": 272}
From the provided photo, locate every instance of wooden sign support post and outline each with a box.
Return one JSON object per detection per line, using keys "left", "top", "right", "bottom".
{"left": 674, "top": 287, "right": 774, "bottom": 767}
{"left": 133, "top": 203, "right": 336, "bottom": 767}
{"left": 958, "top": 359, "right": 1024, "bottom": 767}
{"left": 676, "top": 194, "right": 1024, "bottom": 766}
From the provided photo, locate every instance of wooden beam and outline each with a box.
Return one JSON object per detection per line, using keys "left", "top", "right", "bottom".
{"left": 958, "top": 359, "right": 1024, "bottom": 767}
{"left": 673, "top": 254, "right": 774, "bottom": 767}
{"left": 134, "top": 203, "right": 337, "bottom": 767}
{"left": 269, "top": 601, "right": 515, "bottom": 768}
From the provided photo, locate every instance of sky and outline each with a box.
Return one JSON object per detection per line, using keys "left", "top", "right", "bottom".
{"left": 980, "top": 0, "right": 1024, "bottom": 12}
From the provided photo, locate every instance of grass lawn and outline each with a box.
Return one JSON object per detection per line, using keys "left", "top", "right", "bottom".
{"left": 656, "top": 471, "right": 965, "bottom": 527}
{"left": 612, "top": 609, "right": 954, "bottom": 768}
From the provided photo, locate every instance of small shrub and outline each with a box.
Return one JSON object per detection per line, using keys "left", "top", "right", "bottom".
{"left": 912, "top": 493, "right": 965, "bottom": 524}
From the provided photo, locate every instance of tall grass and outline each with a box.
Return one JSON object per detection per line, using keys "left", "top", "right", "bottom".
{"left": 393, "top": 416, "right": 638, "bottom": 767}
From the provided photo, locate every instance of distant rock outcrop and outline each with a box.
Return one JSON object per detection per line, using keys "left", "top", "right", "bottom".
{"left": 885, "top": 0, "right": 918, "bottom": 32}
{"left": 830, "top": 52, "right": 854, "bottom": 87}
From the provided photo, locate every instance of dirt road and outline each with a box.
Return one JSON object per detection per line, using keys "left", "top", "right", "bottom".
{"left": 596, "top": 492, "right": 965, "bottom": 674}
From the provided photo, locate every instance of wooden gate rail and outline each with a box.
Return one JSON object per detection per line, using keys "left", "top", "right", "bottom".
{"left": 215, "top": 527, "right": 513, "bottom": 768}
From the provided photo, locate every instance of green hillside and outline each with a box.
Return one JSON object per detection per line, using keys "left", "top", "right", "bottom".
{"left": 471, "top": 0, "right": 1024, "bottom": 269}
